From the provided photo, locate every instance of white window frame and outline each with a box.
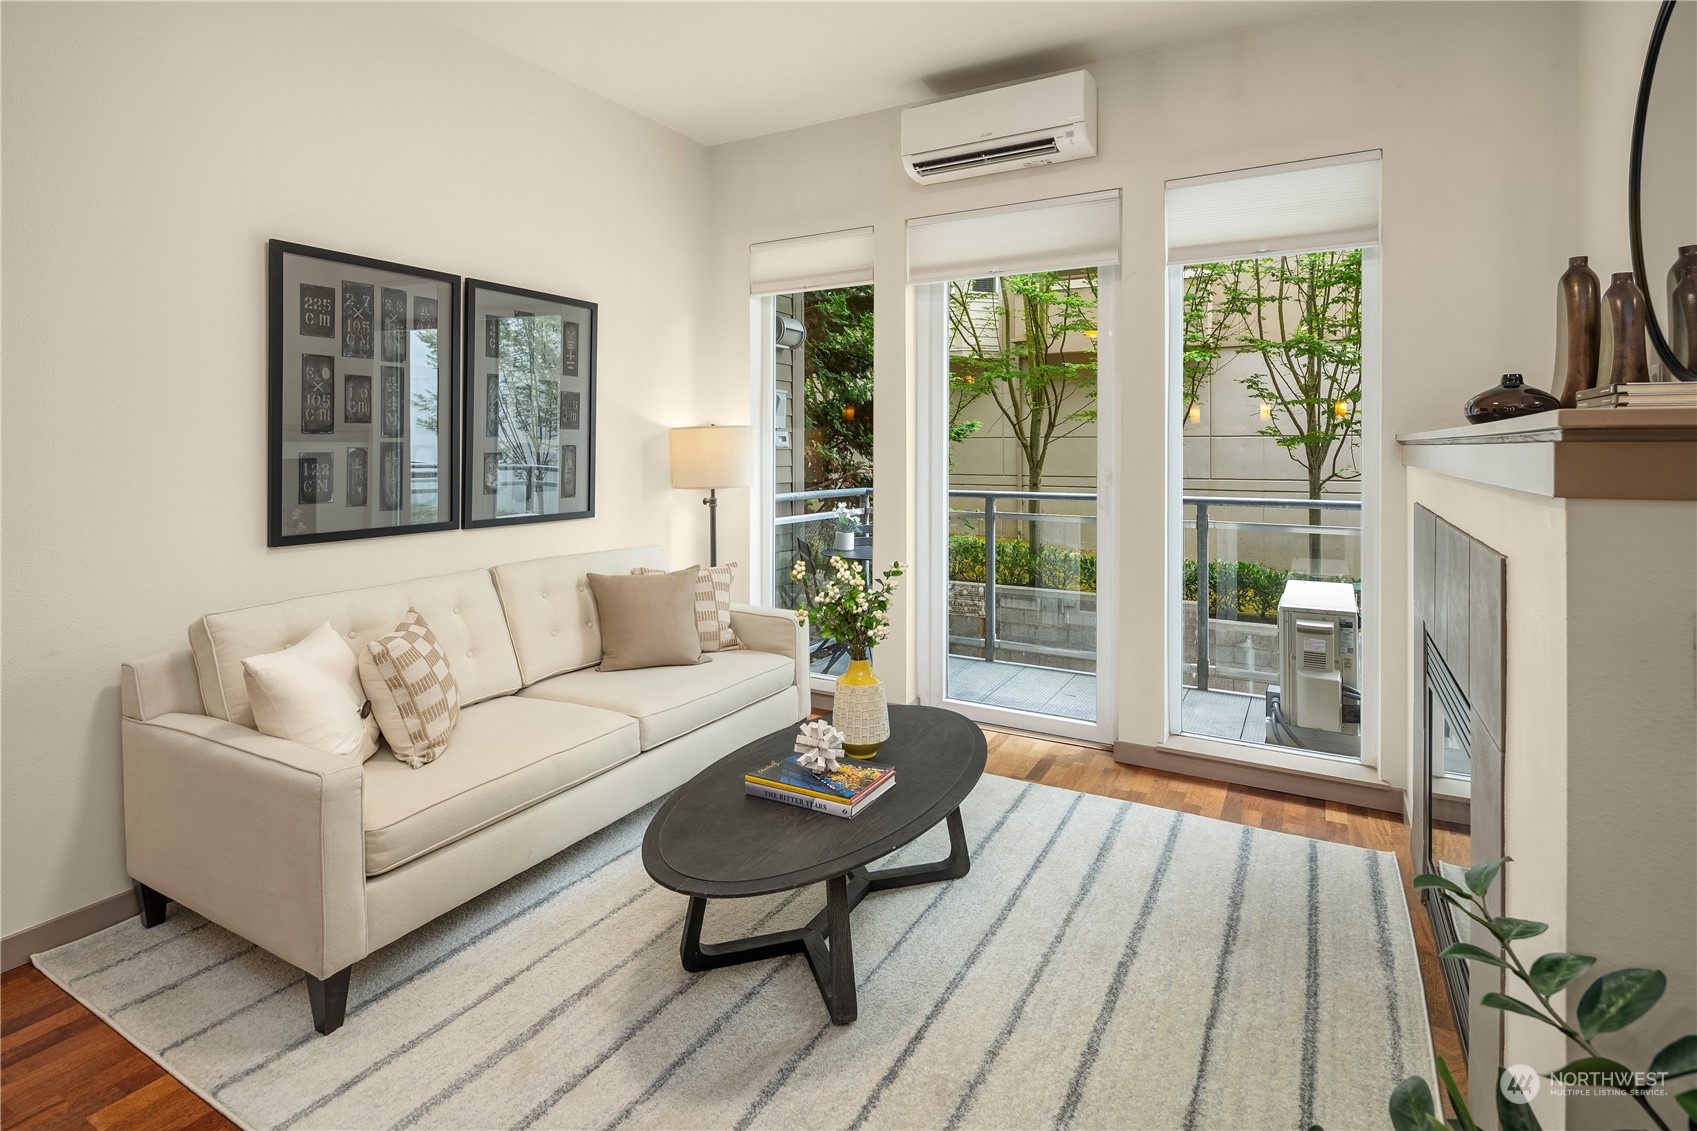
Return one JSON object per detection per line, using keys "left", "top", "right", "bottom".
{"left": 1162, "top": 247, "right": 1383, "bottom": 775}
{"left": 915, "top": 270, "right": 1119, "bottom": 746}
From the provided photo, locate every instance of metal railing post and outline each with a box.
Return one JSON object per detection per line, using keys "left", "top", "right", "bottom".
{"left": 1195, "top": 500, "right": 1211, "bottom": 692}
{"left": 982, "top": 495, "right": 997, "bottom": 664}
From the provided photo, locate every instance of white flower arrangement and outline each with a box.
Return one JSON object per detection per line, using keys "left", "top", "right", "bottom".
{"left": 790, "top": 553, "right": 904, "bottom": 661}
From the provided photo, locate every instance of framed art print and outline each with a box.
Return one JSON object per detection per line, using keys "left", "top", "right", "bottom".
{"left": 268, "top": 240, "right": 459, "bottom": 546}
{"left": 461, "top": 278, "right": 596, "bottom": 529}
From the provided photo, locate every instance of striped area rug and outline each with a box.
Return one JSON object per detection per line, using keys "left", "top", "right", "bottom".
{"left": 34, "top": 774, "right": 1433, "bottom": 1130}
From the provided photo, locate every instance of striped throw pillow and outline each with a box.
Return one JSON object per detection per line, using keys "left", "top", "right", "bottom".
{"left": 357, "top": 608, "right": 460, "bottom": 768}
{"left": 632, "top": 563, "right": 739, "bottom": 652}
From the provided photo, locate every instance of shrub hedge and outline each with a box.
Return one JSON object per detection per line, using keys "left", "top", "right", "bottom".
{"left": 946, "top": 534, "right": 1354, "bottom": 623}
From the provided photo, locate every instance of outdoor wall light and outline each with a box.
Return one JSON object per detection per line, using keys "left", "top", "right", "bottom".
{"left": 1187, "top": 403, "right": 1203, "bottom": 425}
{"left": 1082, "top": 328, "right": 1099, "bottom": 340}
{"left": 775, "top": 313, "right": 805, "bottom": 350}
{"left": 1333, "top": 399, "right": 1351, "bottom": 420}
{"left": 1259, "top": 401, "right": 1272, "bottom": 419}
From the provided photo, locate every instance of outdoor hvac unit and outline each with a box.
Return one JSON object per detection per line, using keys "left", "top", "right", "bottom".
{"left": 900, "top": 71, "right": 1097, "bottom": 184}
{"left": 1265, "top": 579, "right": 1361, "bottom": 757}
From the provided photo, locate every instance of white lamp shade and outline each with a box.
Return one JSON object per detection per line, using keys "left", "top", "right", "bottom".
{"left": 669, "top": 425, "right": 754, "bottom": 489}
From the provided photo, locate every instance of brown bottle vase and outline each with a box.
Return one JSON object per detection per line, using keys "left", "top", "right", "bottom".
{"left": 1600, "top": 271, "right": 1650, "bottom": 385}
{"left": 1668, "top": 245, "right": 1697, "bottom": 373}
{"left": 1553, "top": 256, "right": 1601, "bottom": 406}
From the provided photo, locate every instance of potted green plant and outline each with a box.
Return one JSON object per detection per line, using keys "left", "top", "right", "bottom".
{"left": 833, "top": 502, "right": 858, "bottom": 551}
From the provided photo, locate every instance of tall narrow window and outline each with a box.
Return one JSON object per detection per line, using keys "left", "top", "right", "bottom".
{"left": 1166, "top": 153, "right": 1380, "bottom": 763}
{"left": 751, "top": 229, "right": 875, "bottom": 681}
{"left": 911, "top": 191, "right": 1119, "bottom": 742}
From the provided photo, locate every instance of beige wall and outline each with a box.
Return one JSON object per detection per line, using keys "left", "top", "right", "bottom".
{"left": 0, "top": 3, "right": 712, "bottom": 937}
{"left": 706, "top": 1, "right": 1649, "bottom": 791}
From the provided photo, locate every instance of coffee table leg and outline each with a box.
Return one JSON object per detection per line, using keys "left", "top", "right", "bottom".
{"left": 863, "top": 807, "right": 970, "bottom": 893}
{"left": 803, "top": 873, "right": 856, "bottom": 1025}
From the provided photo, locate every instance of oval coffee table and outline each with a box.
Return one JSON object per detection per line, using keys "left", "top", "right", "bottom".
{"left": 641, "top": 703, "right": 986, "bottom": 1024}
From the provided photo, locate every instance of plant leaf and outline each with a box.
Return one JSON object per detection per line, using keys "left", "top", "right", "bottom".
{"left": 1414, "top": 873, "right": 1472, "bottom": 898}
{"left": 1437, "top": 1057, "right": 1476, "bottom": 1130}
{"left": 1651, "top": 1035, "right": 1697, "bottom": 1080}
{"left": 1675, "top": 1086, "right": 1697, "bottom": 1122}
{"left": 1527, "top": 952, "right": 1596, "bottom": 997}
{"left": 1578, "top": 968, "right": 1667, "bottom": 1039}
{"left": 1496, "top": 1075, "right": 1544, "bottom": 1131}
{"left": 1488, "top": 917, "right": 1548, "bottom": 941}
{"left": 1389, "top": 1076, "right": 1438, "bottom": 1131}
{"left": 1549, "top": 1056, "right": 1636, "bottom": 1090}
{"left": 1441, "top": 942, "right": 1509, "bottom": 969}
{"left": 1481, "top": 993, "right": 1553, "bottom": 1025}
{"left": 1465, "top": 857, "right": 1508, "bottom": 897}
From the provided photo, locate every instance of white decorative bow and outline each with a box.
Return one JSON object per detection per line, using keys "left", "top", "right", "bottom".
{"left": 794, "top": 719, "right": 845, "bottom": 773}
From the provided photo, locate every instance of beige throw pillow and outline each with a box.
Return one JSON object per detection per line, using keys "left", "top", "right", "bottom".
{"left": 358, "top": 608, "right": 460, "bottom": 768}
{"left": 242, "top": 622, "right": 380, "bottom": 760}
{"left": 587, "top": 568, "right": 705, "bottom": 672}
{"left": 631, "top": 562, "right": 739, "bottom": 652}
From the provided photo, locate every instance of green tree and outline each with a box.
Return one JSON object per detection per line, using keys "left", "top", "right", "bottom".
{"left": 802, "top": 286, "right": 874, "bottom": 493}
{"left": 1182, "top": 261, "right": 1253, "bottom": 423}
{"left": 485, "top": 314, "right": 564, "bottom": 512}
{"left": 946, "top": 270, "right": 1098, "bottom": 497}
{"left": 1224, "top": 250, "right": 1363, "bottom": 563}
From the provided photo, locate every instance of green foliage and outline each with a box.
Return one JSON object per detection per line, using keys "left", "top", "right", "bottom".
{"left": 1182, "top": 261, "right": 1254, "bottom": 424}
{"left": 1391, "top": 857, "right": 1695, "bottom": 1131}
{"left": 789, "top": 554, "right": 903, "bottom": 660}
{"left": 947, "top": 271, "right": 1097, "bottom": 495}
{"left": 1182, "top": 559, "right": 1308, "bottom": 622}
{"left": 803, "top": 287, "right": 874, "bottom": 493}
{"left": 947, "top": 535, "right": 1096, "bottom": 593}
{"left": 1221, "top": 250, "right": 1364, "bottom": 500}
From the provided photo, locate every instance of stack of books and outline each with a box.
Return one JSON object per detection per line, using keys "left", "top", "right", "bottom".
{"left": 745, "top": 755, "right": 895, "bottom": 818}
{"left": 1576, "top": 382, "right": 1697, "bottom": 409}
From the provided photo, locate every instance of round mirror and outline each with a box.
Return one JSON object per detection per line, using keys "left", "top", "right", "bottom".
{"left": 1630, "top": 0, "right": 1697, "bottom": 380}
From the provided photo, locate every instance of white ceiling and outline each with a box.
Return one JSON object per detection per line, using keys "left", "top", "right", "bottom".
{"left": 429, "top": 1, "right": 1341, "bottom": 147}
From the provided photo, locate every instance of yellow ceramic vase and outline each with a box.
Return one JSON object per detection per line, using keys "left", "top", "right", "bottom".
{"left": 834, "top": 658, "right": 890, "bottom": 758}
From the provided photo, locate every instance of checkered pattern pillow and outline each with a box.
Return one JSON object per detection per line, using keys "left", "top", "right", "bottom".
{"left": 357, "top": 608, "right": 460, "bottom": 768}
{"left": 632, "top": 563, "right": 739, "bottom": 652}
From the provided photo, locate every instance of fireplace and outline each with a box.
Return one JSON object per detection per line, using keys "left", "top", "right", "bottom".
{"left": 1409, "top": 505, "right": 1505, "bottom": 1069}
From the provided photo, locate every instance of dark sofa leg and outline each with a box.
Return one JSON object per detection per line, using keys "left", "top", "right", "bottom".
{"left": 136, "top": 882, "right": 168, "bottom": 928}
{"left": 306, "top": 967, "right": 352, "bottom": 1035}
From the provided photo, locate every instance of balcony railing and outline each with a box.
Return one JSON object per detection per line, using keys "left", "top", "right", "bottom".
{"left": 1186, "top": 495, "right": 1362, "bottom": 691}
{"left": 773, "top": 488, "right": 1362, "bottom": 690}
{"left": 948, "top": 490, "right": 1097, "bottom": 665}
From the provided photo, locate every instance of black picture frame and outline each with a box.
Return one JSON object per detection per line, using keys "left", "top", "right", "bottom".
{"left": 461, "top": 278, "right": 596, "bottom": 529}
{"left": 268, "top": 240, "right": 460, "bottom": 547}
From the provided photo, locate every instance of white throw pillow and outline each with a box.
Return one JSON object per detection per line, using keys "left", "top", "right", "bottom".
{"left": 243, "top": 622, "right": 380, "bottom": 760}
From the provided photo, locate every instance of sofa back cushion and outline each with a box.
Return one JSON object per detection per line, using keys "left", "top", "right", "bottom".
{"left": 491, "top": 546, "right": 667, "bottom": 685}
{"left": 190, "top": 569, "right": 521, "bottom": 729}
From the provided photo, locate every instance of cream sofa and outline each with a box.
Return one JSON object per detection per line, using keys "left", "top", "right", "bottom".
{"left": 119, "top": 547, "right": 806, "bottom": 1035}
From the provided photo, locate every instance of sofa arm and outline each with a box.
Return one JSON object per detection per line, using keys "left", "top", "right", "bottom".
{"left": 122, "top": 713, "right": 366, "bottom": 979}
{"left": 730, "top": 604, "right": 810, "bottom": 721}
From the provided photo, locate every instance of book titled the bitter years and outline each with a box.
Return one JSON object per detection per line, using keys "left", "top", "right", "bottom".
{"left": 745, "top": 754, "right": 893, "bottom": 803}
{"left": 745, "top": 774, "right": 896, "bottom": 818}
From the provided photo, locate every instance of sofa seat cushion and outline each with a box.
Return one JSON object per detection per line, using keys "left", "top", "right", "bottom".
{"left": 362, "top": 696, "right": 639, "bottom": 876}
{"left": 519, "top": 649, "right": 793, "bottom": 751}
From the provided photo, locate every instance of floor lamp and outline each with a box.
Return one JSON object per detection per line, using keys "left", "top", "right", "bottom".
{"left": 668, "top": 425, "right": 753, "bottom": 567}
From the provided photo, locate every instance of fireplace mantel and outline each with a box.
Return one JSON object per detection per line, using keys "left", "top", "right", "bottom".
{"left": 1399, "top": 407, "right": 1697, "bottom": 500}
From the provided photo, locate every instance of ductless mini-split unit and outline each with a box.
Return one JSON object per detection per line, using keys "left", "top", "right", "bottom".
{"left": 901, "top": 70, "right": 1097, "bottom": 184}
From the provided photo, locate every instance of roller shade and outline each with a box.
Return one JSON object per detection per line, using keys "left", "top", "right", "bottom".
{"left": 906, "top": 189, "right": 1120, "bottom": 285}
{"left": 1166, "top": 151, "right": 1382, "bottom": 265}
{"left": 749, "top": 227, "right": 874, "bottom": 295}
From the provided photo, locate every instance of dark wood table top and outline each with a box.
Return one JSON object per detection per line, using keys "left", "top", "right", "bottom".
{"left": 642, "top": 704, "right": 986, "bottom": 898}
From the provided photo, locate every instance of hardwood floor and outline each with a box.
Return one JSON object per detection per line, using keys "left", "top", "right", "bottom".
{"left": 1, "top": 727, "right": 1462, "bottom": 1129}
